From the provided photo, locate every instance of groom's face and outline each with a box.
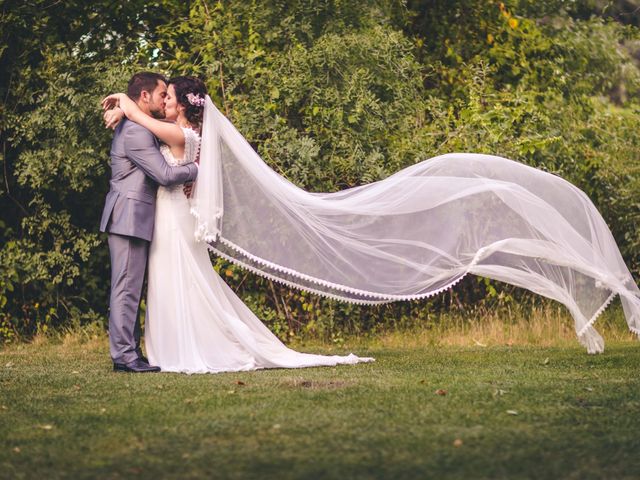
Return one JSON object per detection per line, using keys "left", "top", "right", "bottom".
{"left": 148, "top": 80, "right": 168, "bottom": 119}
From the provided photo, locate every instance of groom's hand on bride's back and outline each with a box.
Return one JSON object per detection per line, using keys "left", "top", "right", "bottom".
{"left": 184, "top": 182, "right": 194, "bottom": 198}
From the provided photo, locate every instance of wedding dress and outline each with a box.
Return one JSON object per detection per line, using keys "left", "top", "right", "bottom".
{"left": 189, "top": 96, "right": 640, "bottom": 354}
{"left": 144, "top": 127, "right": 373, "bottom": 373}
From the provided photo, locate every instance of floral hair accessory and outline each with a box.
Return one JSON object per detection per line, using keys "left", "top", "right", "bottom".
{"left": 186, "top": 93, "right": 205, "bottom": 107}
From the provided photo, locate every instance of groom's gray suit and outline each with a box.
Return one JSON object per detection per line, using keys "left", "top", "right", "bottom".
{"left": 100, "top": 119, "right": 198, "bottom": 364}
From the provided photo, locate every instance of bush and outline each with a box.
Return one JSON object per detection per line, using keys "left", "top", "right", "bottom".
{"left": 1, "top": 0, "right": 639, "bottom": 342}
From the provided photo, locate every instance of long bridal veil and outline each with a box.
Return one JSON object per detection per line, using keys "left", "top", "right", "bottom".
{"left": 191, "top": 95, "right": 640, "bottom": 353}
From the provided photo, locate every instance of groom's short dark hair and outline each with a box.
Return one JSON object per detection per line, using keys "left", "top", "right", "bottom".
{"left": 127, "top": 72, "right": 167, "bottom": 100}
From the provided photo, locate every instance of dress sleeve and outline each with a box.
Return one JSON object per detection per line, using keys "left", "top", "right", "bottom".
{"left": 182, "top": 127, "right": 202, "bottom": 165}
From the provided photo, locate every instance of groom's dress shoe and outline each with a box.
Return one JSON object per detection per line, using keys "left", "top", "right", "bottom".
{"left": 113, "top": 358, "right": 161, "bottom": 373}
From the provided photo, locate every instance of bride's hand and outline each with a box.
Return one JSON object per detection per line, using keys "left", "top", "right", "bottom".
{"left": 103, "top": 107, "right": 125, "bottom": 129}
{"left": 101, "top": 93, "right": 124, "bottom": 111}
{"left": 101, "top": 93, "right": 138, "bottom": 120}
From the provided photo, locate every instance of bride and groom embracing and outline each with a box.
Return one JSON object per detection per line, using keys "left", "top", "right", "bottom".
{"left": 101, "top": 71, "right": 640, "bottom": 373}
{"left": 100, "top": 72, "right": 374, "bottom": 373}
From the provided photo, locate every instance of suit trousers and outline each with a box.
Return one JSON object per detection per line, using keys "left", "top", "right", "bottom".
{"left": 107, "top": 233, "right": 149, "bottom": 363}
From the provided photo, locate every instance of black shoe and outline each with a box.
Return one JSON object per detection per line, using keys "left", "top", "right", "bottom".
{"left": 113, "top": 358, "right": 161, "bottom": 373}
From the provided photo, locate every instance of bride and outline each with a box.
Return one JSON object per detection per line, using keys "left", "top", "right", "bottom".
{"left": 102, "top": 77, "right": 374, "bottom": 373}
{"left": 104, "top": 75, "right": 640, "bottom": 363}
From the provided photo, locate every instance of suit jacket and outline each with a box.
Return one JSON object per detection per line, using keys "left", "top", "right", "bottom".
{"left": 100, "top": 119, "right": 198, "bottom": 241}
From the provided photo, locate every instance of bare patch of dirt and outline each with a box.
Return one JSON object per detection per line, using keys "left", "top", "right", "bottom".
{"left": 280, "top": 378, "right": 354, "bottom": 389}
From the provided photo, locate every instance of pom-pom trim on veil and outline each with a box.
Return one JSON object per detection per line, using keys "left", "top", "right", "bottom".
{"left": 190, "top": 206, "right": 637, "bottom": 351}
{"left": 208, "top": 236, "right": 478, "bottom": 304}
{"left": 201, "top": 226, "right": 637, "bottom": 354}
{"left": 190, "top": 95, "right": 640, "bottom": 354}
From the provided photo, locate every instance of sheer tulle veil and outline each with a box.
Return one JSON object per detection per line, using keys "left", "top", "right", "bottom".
{"left": 190, "top": 95, "right": 640, "bottom": 353}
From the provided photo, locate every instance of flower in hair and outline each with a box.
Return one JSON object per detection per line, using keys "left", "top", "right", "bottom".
{"left": 186, "top": 92, "right": 205, "bottom": 107}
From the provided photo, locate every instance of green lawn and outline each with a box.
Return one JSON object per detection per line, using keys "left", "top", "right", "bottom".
{"left": 1, "top": 337, "right": 639, "bottom": 479}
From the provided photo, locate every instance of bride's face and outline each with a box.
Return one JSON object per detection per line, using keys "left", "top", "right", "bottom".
{"left": 164, "top": 84, "right": 182, "bottom": 122}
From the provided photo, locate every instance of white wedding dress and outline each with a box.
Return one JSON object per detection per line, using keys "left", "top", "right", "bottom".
{"left": 145, "top": 127, "right": 374, "bottom": 373}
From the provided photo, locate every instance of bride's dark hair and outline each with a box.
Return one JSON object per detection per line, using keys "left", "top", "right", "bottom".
{"left": 169, "top": 76, "right": 208, "bottom": 129}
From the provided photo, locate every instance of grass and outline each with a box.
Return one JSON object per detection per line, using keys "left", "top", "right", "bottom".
{"left": 1, "top": 319, "right": 640, "bottom": 480}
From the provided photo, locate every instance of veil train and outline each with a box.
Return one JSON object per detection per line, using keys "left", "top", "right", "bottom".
{"left": 190, "top": 96, "right": 640, "bottom": 353}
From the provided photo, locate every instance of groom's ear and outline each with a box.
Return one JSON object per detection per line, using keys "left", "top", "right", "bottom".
{"left": 139, "top": 89, "right": 152, "bottom": 105}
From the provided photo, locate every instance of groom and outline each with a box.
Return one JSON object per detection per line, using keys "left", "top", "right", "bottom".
{"left": 100, "top": 72, "right": 199, "bottom": 373}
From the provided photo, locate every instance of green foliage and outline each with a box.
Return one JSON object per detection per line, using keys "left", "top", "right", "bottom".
{"left": 0, "top": 1, "right": 186, "bottom": 339}
{"left": 1, "top": 0, "right": 639, "bottom": 342}
{"left": 0, "top": 50, "right": 131, "bottom": 339}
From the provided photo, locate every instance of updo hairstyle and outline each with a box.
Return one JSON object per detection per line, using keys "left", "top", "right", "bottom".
{"left": 168, "top": 76, "right": 208, "bottom": 129}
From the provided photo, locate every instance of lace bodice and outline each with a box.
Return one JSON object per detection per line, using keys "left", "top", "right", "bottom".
{"left": 159, "top": 127, "right": 201, "bottom": 166}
